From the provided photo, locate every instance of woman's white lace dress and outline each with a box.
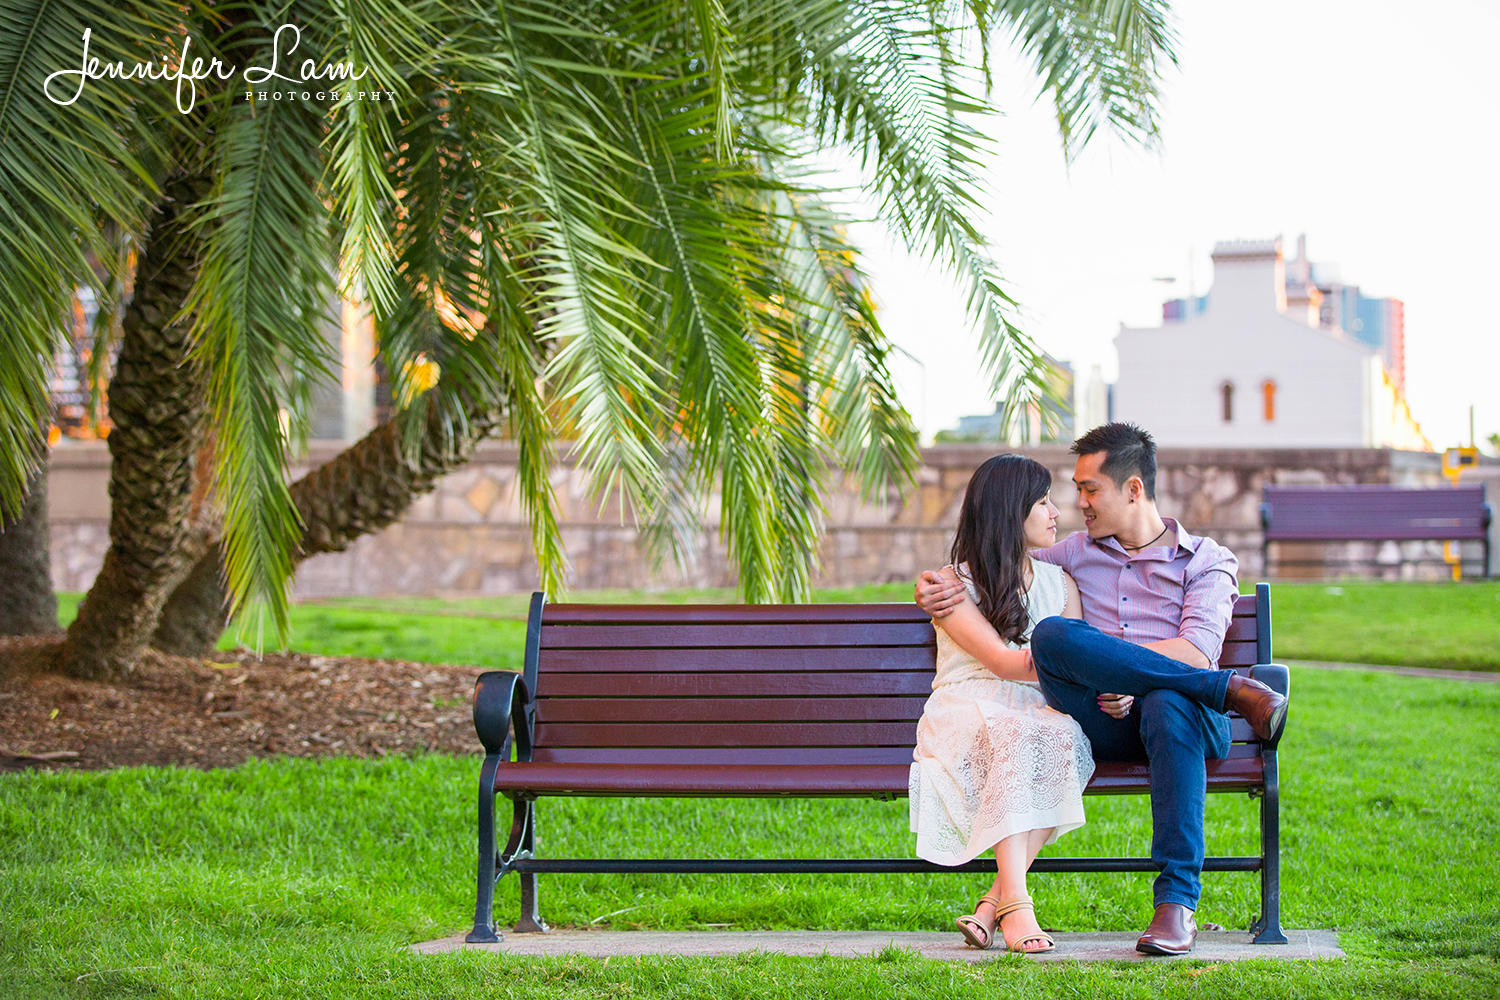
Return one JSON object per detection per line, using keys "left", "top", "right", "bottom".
{"left": 908, "top": 560, "right": 1095, "bottom": 865}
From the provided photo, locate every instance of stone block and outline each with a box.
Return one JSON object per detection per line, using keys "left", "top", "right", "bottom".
{"left": 437, "top": 490, "right": 484, "bottom": 523}
{"left": 464, "top": 476, "right": 502, "bottom": 518}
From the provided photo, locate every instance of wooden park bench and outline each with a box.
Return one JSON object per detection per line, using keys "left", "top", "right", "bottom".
{"left": 465, "top": 585, "right": 1290, "bottom": 945}
{"left": 1261, "top": 484, "right": 1492, "bottom": 578}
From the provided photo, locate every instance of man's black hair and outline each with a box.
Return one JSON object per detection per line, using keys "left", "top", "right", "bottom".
{"left": 1071, "top": 422, "right": 1157, "bottom": 500}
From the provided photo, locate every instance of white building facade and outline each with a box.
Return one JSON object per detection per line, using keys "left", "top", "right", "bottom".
{"left": 1113, "top": 238, "right": 1429, "bottom": 449}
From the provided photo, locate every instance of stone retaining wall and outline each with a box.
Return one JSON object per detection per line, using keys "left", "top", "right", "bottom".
{"left": 47, "top": 441, "right": 1495, "bottom": 596}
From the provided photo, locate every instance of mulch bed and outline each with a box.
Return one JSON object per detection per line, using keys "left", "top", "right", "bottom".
{"left": 0, "top": 636, "right": 488, "bottom": 772}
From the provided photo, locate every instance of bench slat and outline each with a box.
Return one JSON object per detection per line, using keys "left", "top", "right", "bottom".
{"left": 537, "top": 671, "right": 938, "bottom": 698}
{"left": 542, "top": 604, "right": 933, "bottom": 625}
{"left": 533, "top": 725, "right": 1264, "bottom": 754}
{"left": 536, "top": 647, "right": 936, "bottom": 673}
{"left": 531, "top": 740, "right": 1262, "bottom": 763}
{"left": 536, "top": 697, "right": 931, "bottom": 724}
{"left": 1219, "top": 641, "right": 1259, "bottom": 667}
{"left": 1221, "top": 618, "right": 1257, "bottom": 642}
{"left": 1088, "top": 755, "right": 1265, "bottom": 793}
{"left": 540, "top": 622, "right": 936, "bottom": 649}
{"left": 531, "top": 747, "right": 917, "bottom": 765}
{"left": 534, "top": 721, "right": 920, "bottom": 748}
{"left": 1268, "top": 524, "right": 1488, "bottom": 541}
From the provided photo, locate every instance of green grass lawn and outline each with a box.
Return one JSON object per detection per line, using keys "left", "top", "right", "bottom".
{"left": 1257, "top": 581, "right": 1500, "bottom": 671}
{"left": 3, "top": 665, "right": 1499, "bottom": 997}
{"left": 55, "top": 579, "right": 1500, "bottom": 672}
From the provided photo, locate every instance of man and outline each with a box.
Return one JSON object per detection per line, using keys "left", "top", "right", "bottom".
{"left": 915, "top": 422, "right": 1286, "bottom": 955}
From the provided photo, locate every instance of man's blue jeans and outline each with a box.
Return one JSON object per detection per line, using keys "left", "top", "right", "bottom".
{"left": 1029, "top": 616, "right": 1233, "bottom": 910}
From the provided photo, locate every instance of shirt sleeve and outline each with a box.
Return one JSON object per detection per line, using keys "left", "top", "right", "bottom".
{"left": 1178, "top": 540, "right": 1240, "bottom": 664}
{"left": 1031, "top": 534, "right": 1076, "bottom": 573}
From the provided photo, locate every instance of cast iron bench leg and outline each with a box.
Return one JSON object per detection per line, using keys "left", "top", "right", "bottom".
{"left": 465, "top": 754, "right": 504, "bottom": 943}
{"left": 1252, "top": 750, "right": 1288, "bottom": 944}
{"left": 514, "top": 800, "right": 549, "bottom": 933}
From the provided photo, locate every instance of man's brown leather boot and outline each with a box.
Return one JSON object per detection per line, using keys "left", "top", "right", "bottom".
{"left": 1136, "top": 902, "right": 1197, "bottom": 955}
{"left": 1223, "top": 673, "right": 1288, "bottom": 742}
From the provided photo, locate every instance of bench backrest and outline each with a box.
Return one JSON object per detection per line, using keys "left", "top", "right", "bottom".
{"left": 1261, "top": 484, "right": 1491, "bottom": 542}
{"left": 522, "top": 589, "right": 1271, "bottom": 766}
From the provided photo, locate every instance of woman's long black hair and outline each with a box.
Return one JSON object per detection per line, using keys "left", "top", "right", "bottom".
{"left": 949, "top": 454, "right": 1053, "bottom": 645}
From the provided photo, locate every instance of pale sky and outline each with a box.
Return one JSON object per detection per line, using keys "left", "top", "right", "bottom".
{"left": 847, "top": 0, "right": 1500, "bottom": 450}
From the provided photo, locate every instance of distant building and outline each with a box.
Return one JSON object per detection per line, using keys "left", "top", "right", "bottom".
{"left": 50, "top": 286, "right": 107, "bottom": 441}
{"left": 1167, "top": 237, "right": 1406, "bottom": 390}
{"left": 1117, "top": 236, "right": 1429, "bottom": 450}
{"left": 936, "top": 356, "right": 1088, "bottom": 445}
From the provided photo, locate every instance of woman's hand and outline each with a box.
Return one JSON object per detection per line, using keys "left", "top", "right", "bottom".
{"left": 1097, "top": 693, "right": 1134, "bottom": 719}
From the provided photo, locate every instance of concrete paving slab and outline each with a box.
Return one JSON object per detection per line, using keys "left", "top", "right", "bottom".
{"left": 411, "top": 928, "right": 1342, "bottom": 963}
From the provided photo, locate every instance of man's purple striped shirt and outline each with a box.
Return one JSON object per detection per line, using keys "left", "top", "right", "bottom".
{"left": 1032, "top": 518, "right": 1240, "bottom": 664}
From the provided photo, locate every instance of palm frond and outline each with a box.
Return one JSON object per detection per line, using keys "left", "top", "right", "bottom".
{"left": 773, "top": 181, "right": 921, "bottom": 499}
{"left": 994, "top": 0, "right": 1176, "bottom": 156}
{"left": 320, "top": 0, "right": 434, "bottom": 317}
{"left": 184, "top": 88, "right": 337, "bottom": 641}
{"left": 492, "top": 1, "right": 668, "bottom": 521}
{"left": 605, "top": 74, "right": 798, "bottom": 598}
{"left": 0, "top": 0, "right": 173, "bottom": 512}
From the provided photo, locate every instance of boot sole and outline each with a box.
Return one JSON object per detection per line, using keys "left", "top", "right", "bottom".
{"left": 1260, "top": 699, "right": 1288, "bottom": 742}
{"left": 1136, "top": 938, "right": 1195, "bottom": 955}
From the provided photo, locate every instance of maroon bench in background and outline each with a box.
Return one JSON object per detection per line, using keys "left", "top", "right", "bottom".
{"left": 1261, "top": 484, "right": 1492, "bottom": 578}
{"left": 466, "top": 585, "right": 1290, "bottom": 945}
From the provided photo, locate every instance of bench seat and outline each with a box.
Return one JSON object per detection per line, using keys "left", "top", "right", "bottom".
{"left": 489, "top": 757, "right": 1268, "bottom": 799}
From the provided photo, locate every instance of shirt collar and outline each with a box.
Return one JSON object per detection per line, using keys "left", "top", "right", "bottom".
{"left": 1093, "top": 517, "right": 1198, "bottom": 559}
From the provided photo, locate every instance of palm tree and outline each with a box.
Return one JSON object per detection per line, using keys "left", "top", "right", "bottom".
{"left": 0, "top": 440, "right": 59, "bottom": 636}
{"left": 1, "top": 0, "right": 1175, "bottom": 677}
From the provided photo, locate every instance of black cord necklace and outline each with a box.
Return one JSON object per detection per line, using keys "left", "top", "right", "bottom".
{"left": 1120, "top": 524, "right": 1170, "bottom": 551}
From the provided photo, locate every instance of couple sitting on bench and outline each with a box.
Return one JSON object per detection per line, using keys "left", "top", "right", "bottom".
{"left": 909, "top": 422, "right": 1287, "bottom": 955}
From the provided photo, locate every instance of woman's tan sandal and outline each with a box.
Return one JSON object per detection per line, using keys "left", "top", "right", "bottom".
{"left": 992, "top": 896, "right": 1057, "bottom": 954}
{"left": 955, "top": 893, "right": 1004, "bottom": 949}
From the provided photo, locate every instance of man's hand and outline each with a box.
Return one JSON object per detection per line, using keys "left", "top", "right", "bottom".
{"left": 1143, "top": 637, "right": 1212, "bottom": 670}
{"left": 915, "top": 569, "right": 967, "bottom": 618}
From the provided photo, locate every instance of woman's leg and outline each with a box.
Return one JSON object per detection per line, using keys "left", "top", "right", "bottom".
{"left": 975, "top": 827, "right": 1054, "bottom": 951}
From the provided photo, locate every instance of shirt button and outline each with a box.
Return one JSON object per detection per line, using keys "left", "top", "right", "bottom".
{"left": 1122, "top": 623, "right": 1129, "bottom": 628}
{"left": 1126, "top": 563, "right": 1133, "bottom": 568}
{"left": 1122, "top": 596, "right": 1129, "bottom": 601}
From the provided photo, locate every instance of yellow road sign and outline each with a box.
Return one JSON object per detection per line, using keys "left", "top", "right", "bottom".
{"left": 1443, "top": 447, "right": 1479, "bottom": 484}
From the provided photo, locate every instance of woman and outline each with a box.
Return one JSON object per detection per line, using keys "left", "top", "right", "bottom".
{"left": 909, "top": 454, "right": 1133, "bottom": 952}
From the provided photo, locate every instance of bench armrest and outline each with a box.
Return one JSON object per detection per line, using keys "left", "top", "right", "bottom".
{"left": 1249, "top": 663, "right": 1289, "bottom": 751}
{"left": 473, "top": 671, "right": 533, "bottom": 760}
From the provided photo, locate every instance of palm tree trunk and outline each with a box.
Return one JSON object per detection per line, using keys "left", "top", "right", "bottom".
{"left": 59, "top": 174, "right": 209, "bottom": 680}
{"left": 0, "top": 446, "right": 60, "bottom": 636}
{"left": 151, "top": 393, "right": 505, "bottom": 656}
